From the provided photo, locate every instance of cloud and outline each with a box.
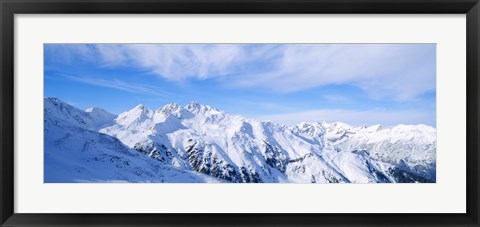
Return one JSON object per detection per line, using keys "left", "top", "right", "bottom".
{"left": 259, "top": 109, "right": 435, "bottom": 127}
{"left": 93, "top": 44, "right": 254, "bottom": 80}
{"left": 58, "top": 73, "right": 171, "bottom": 97}
{"left": 323, "top": 94, "right": 350, "bottom": 102}
{"left": 45, "top": 44, "right": 436, "bottom": 101}
{"left": 233, "top": 44, "right": 436, "bottom": 101}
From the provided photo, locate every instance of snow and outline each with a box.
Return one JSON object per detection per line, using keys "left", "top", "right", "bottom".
{"left": 45, "top": 97, "right": 436, "bottom": 183}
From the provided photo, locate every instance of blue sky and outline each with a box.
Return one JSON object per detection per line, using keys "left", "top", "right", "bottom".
{"left": 44, "top": 44, "right": 436, "bottom": 127}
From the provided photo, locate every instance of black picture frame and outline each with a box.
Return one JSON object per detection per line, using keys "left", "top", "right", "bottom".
{"left": 1, "top": 0, "right": 479, "bottom": 226}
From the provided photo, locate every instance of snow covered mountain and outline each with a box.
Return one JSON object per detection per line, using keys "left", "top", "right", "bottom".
{"left": 44, "top": 98, "right": 222, "bottom": 183}
{"left": 44, "top": 97, "right": 436, "bottom": 183}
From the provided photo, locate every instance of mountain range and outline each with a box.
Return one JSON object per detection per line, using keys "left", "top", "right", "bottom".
{"left": 44, "top": 97, "right": 436, "bottom": 183}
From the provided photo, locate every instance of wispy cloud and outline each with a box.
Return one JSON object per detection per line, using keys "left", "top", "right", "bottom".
{"left": 259, "top": 109, "right": 436, "bottom": 127}
{"left": 45, "top": 44, "right": 436, "bottom": 102}
{"left": 232, "top": 44, "right": 435, "bottom": 101}
{"left": 81, "top": 44, "right": 254, "bottom": 80}
{"left": 323, "top": 94, "right": 351, "bottom": 102}
{"left": 58, "top": 73, "right": 172, "bottom": 97}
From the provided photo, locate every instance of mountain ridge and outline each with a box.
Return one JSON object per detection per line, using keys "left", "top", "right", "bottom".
{"left": 44, "top": 97, "right": 436, "bottom": 183}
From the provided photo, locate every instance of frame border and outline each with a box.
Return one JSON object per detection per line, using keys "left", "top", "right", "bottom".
{"left": 1, "top": 0, "right": 479, "bottom": 226}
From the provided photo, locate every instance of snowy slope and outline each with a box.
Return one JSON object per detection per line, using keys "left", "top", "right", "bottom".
{"left": 45, "top": 97, "right": 436, "bottom": 183}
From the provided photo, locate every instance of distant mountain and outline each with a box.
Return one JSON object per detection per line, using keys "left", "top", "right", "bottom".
{"left": 44, "top": 97, "right": 436, "bottom": 183}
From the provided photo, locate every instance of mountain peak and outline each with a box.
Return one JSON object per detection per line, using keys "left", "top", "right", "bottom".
{"left": 45, "top": 97, "right": 60, "bottom": 102}
{"left": 45, "top": 97, "right": 70, "bottom": 106}
{"left": 134, "top": 104, "right": 145, "bottom": 110}
{"left": 126, "top": 104, "right": 153, "bottom": 114}
{"left": 119, "top": 104, "right": 151, "bottom": 118}
{"left": 85, "top": 107, "right": 117, "bottom": 119}
{"left": 185, "top": 101, "right": 206, "bottom": 114}
{"left": 158, "top": 102, "right": 183, "bottom": 116}
{"left": 186, "top": 101, "right": 200, "bottom": 110}
{"left": 85, "top": 107, "right": 109, "bottom": 113}
{"left": 44, "top": 97, "right": 80, "bottom": 115}
{"left": 163, "top": 102, "right": 181, "bottom": 110}
{"left": 185, "top": 101, "right": 220, "bottom": 114}
{"left": 85, "top": 107, "right": 98, "bottom": 112}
